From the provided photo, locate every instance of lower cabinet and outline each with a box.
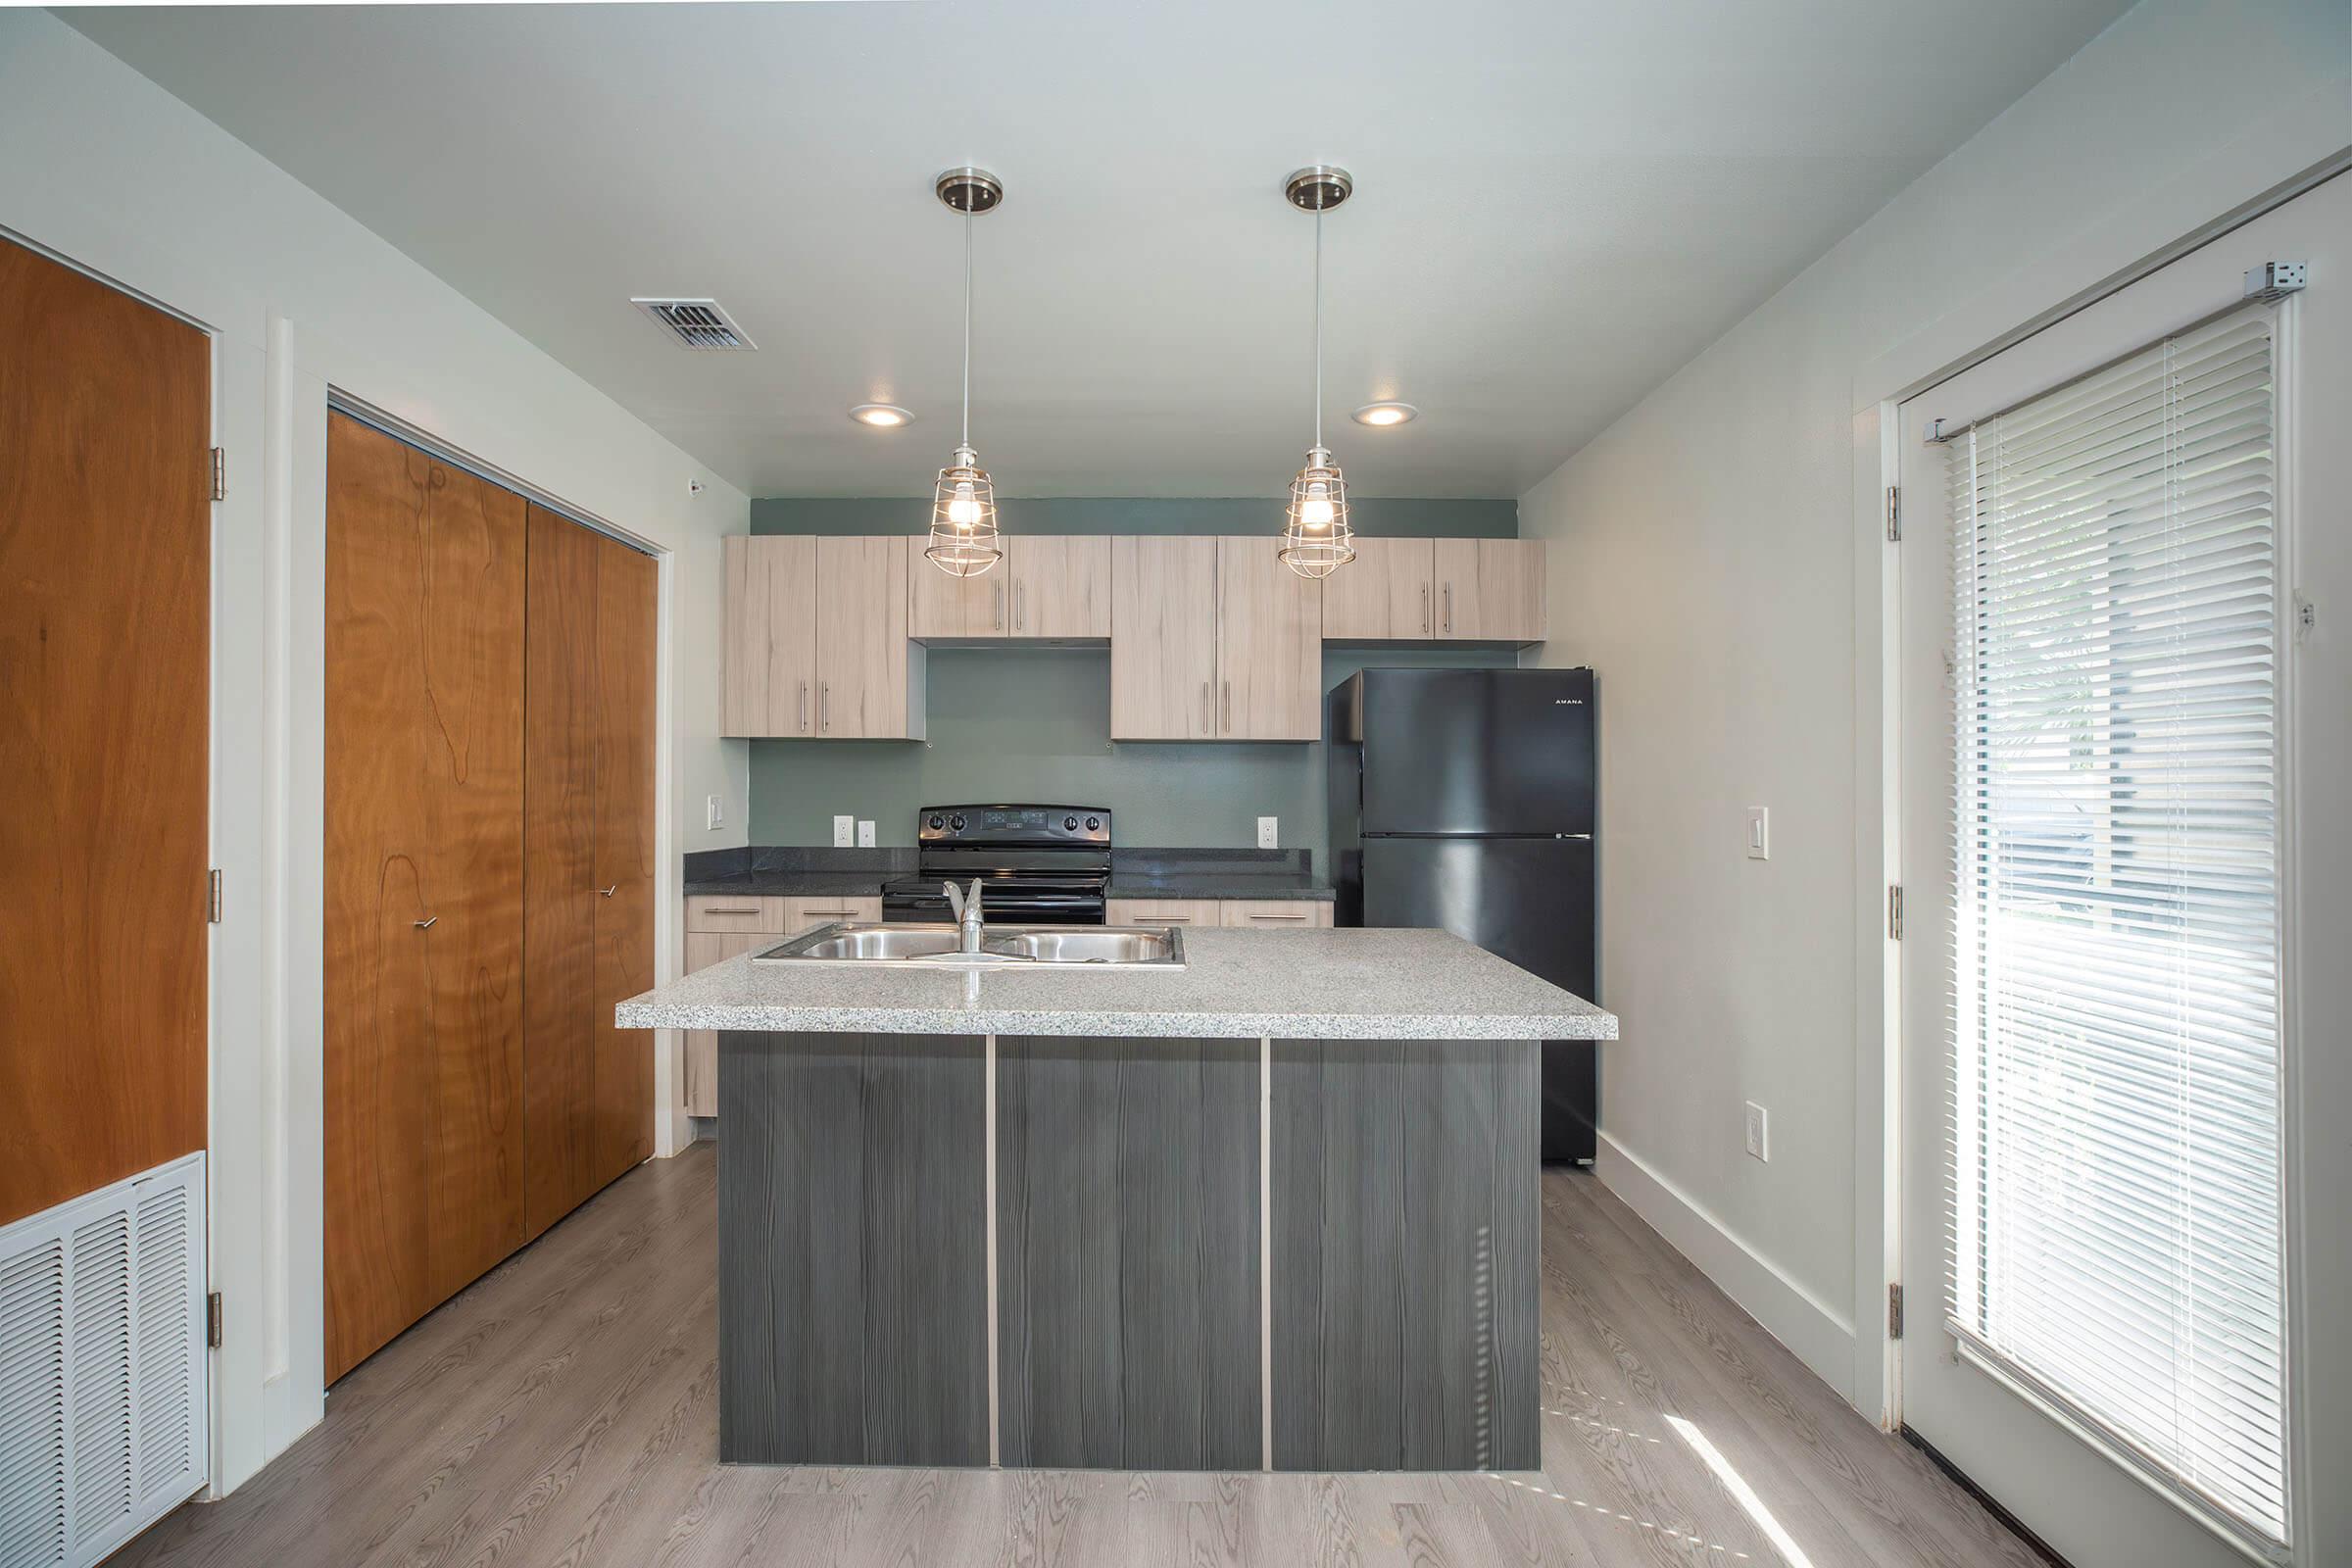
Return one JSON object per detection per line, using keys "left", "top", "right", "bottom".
{"left": 682, "top": 895, "right": 881, "bottom": 1116}
{"left": 1108, "top": 897, "right": 1335, "bottom": 928}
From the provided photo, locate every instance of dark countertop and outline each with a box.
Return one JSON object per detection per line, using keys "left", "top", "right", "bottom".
{"left": 683, "top": 845, "right": 1332, "bottom": 902}
{"left": 684, "top": 870, "right": 895, "bottom": 898}
{"left": 1105, "top": 874, "right": 1335, "bottom": 902}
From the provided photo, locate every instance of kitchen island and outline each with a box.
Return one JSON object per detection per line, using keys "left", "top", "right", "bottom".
{"left": 616, "top": 925, "right": 1615, "bottom": 1473}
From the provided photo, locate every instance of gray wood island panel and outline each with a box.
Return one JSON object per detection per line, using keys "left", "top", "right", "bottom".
{"left": 716, "top": 1030, "right": 988, "bottom": 1465}
{"left": 1270, "top": 1038, "right": 1540, "bottom": 1471}
{"left": 996, "top": 1037, "right": 1259, "bottom": 1469}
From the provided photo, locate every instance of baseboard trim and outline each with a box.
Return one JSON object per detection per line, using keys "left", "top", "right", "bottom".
{"left": 1592, "top": 1131, "right": 1857, "bottom": 1402}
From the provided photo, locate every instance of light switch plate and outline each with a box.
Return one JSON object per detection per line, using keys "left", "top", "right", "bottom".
{"left": 832, "top": 814, "right": 855, "bottom": 849}
{"left": 705, "top": 794, "right": 723, "bottom": 831}
{"left": 1744, "top": 1102, "right": 1769, "bottom": 1162}
{"left": 856, "top": 819, "right": 876, "bottom": 849}
{"left": 1257, "top": 815, "right": 1279, "bottom": 850}
{"left": 1744, "top": 807, "right": 1770, "bottom": 860}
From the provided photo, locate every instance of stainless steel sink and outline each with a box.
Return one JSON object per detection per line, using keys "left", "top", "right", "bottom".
{"left": 753, "top": 922, "right": 1185, "bottom": 969}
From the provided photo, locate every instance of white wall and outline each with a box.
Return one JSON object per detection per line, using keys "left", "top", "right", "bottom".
{"left": 0, "top": 10, "right": 753, "bottom": 1497}
{"left": 1519, "top": 0, "right": 2347, "bottom": 1412}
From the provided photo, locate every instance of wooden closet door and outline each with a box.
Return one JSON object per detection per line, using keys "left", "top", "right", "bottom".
{"left": 522, "top": 506, "right": 600, "bottom": 1238}
{"left": 591, "top": 534, "right": 658, "bottom": 1180}
{"left": 0, "top": 237, "right": 209, "bottom": 1228}
{"left": 325, "top": 413, "right": 526, "bottom": 1381}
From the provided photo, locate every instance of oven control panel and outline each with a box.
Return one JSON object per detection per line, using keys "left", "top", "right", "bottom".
{"left": 916, "top": 805, "right": 1110, "bottom": 845}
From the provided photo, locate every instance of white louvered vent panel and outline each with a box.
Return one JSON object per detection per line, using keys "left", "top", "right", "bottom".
{"left": 69, "top": 1213, "right": 131, "bottom": 1543}
{"left": 0, "top": 1240, "right": 67, "bottom": 1568}
{"left": 0, "top": 1153, "right": 206, "bottom": 1568}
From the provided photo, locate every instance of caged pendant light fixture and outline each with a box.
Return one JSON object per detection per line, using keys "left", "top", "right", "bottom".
{"left": 927, "top": 167, "right": 1004, "bottom": 577}
{"left": 1278, "top": 165, "right": 1355, "bottom": 579}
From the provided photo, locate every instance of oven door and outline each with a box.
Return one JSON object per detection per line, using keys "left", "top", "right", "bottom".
{"left": 884, "top": 879, "right": 1104, "bottom": 925}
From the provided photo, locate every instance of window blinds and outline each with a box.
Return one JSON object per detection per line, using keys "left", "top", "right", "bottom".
{"left": 1943, "top": 306, "right": 2287, "bottom": 1549}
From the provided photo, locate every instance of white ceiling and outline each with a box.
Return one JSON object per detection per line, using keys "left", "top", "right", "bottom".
{"left": 63, "top": 0, "right": 2129, "bottom": 499}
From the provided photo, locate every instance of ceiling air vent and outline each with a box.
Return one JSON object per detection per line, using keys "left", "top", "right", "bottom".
{"left": 630, "top": 297, "right": 757, "bottom": 352}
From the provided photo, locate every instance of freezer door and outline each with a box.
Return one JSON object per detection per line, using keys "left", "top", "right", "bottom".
{"left": 1359, "top": 668, "right": 1594, "bottom": 836}
{"left": 1360, "top": 835, "right": 1598, "bottom": 1162}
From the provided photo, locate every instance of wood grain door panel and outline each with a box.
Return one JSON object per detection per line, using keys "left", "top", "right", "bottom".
{"left": 1110, "top": 536, "right": 1219, "bottom": 739}
{"left": 906, "top": 536, "right": 1004, "bottom": 639}
{"left": 1010, "top": 535, "right": 1111, "bottom": 639}
{"left": 0, "top": 237, "right": 210, "bottom": 1229}
{"left": 722, "top": 535, "right": 815, "bottom": 735}
{"left": 522, "top": 505, "right": 600, "bottom": 1239}
{"left": 591, "top": 533, "right": 658, "bottom": 1180}
{"left": 1321, "top": 536, "right": 1435, "bottom": 640}
{"left": 1216, "top": 537, "right": 1322, "bottom": 739}
{"left": 325, "top": 413, "right": 527, "bottom": 1380}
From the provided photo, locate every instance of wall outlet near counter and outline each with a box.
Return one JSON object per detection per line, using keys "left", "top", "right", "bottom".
{"left": 1257, "top": 815, "right": 1279, "bottom": 850}
{"left": 832, "top": 814, "right": 855, "bottom": 849}
{"left": 1744, "top": 1101, "right": 1770, "bottom": 1162}
{"left": 857, "top": 819, "right": 876, "bottom": 848}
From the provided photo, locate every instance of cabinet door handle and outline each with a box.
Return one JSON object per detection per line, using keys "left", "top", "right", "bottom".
{"left": 1422, "top": 583, "right": 1431, "bottom": 635}
{"left": 797, "top": 680, "right": 808, "bottom": 734}
{"left": 1014, "top": 579, "right": 1024, "bottom": 631}
{"left": 1221, "top": 680, "right": 1232, "bottom": 733}
{"left": 700, "top": 906, "right": 761, "bottom": 916}
{"left": 414, "top": 916, "right": 437, "bottom": 930}
{"left": 993, "top": 582, "right": 1004, "bottom": 630}
{"left": 1250, "top": 912, "right": 1308, "bottom": 922}
{"left": 599, "top": 885, "right": 617, "bottom": 898}
{"left": 1200, "top": 681, "right": 1212, "bottom": 734}
{"left": 1443, "top": 582, "right": 1452, "bottom": 634}
{"left": 821, "top": 682, "right": 831, "bottom": 732}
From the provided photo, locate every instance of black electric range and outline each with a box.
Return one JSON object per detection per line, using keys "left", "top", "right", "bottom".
{"left": 880, "top": 805, "right": 1111, "bottom": 925}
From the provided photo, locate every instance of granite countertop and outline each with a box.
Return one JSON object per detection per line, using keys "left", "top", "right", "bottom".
{"left": 684, "top": 870, "right": 895, "bottom": 898}
{"left": 1104, "top": 873, "right": 1334, "bottom": 902}
{"left": 615, "top": 926, "right": 1616, "bottom": 1041}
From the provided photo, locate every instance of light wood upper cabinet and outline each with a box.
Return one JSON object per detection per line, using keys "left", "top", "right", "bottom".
{"left": 723, "top": 536, "right": 816, "bottom": 736}
{"left": 1215, "top": 536, "right": 1323, "bottom": 740}
{"left": 1111, "top": 536, "right": 1221, "bottom": 739}
{"left": 1435, "top": 538, "right": 1546, "bottom": 643}
{"left": 1008, "top": 535, "right": 1111, "bottom": 639}
{"left": 814, "top": 536, "right": 919, "bottom": 738}
{"left": 906, "top": 537, "right": 1008, "bottom": 638}
{"left": 1320, "top": 536, "right": 1436, "bottom": 641}
{"left": 723, "top": 535, "right": 924, "bottom": 738}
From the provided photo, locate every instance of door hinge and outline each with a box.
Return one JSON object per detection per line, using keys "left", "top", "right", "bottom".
{"left": 208, "top": 869, "right": 222, "bottom": 924}
{"left": 1885, "top": 484, "right": 1901, "bottom": 543}
{"left": 206, "top": 1291, "right": 223, "bottom": 1348}
{"left": 1887, "top": 884, "right": 1905, "bottom": 941}
{"left": 1887, "top": 1283, "right": 1905, "bottom": 1340}
{"left": 210, "top": 447, "right": 225, "bottom": 502}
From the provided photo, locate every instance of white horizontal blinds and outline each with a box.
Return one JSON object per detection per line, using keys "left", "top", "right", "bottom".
{"left": 1945, "top": 306, "right": 2287, "bottom": 1547}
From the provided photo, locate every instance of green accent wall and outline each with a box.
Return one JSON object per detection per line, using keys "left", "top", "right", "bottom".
{"left": 752, "top": 496, "right": 1518, "bottom": 537}
{"left": 745, "top": 495, "right": 1521, "bottom": 864}
{"left": 748, "top": 645, "right": 1512, "bottom": 867}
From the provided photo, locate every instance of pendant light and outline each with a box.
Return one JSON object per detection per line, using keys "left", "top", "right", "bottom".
{"left": 1278, "top": 165, "right": 1355, "bottom": 579}
{"left": 927, "top": 167, "right": 1004, "bottom": 577}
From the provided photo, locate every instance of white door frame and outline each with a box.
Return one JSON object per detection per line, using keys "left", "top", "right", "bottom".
{"left": 1850, "top": 149, "right": 2352, "bottom": 1559}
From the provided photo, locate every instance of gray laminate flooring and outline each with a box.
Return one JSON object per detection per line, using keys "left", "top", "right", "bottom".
{"left": 113, "top": 1144, "right": 2042, "bottom": 1567}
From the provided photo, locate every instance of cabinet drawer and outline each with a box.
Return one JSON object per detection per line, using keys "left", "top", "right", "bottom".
{"left": 1106, "top": 898, "right": 1223, "bottom": 927}
{"left": 782, "top": 895, "right": 882, "bottom": 935}
{"left": 1218, "top": 900, "right": 1334, "bottom": 928}
{"left": 685, "top": 895, "right": 785, "bottom": 934}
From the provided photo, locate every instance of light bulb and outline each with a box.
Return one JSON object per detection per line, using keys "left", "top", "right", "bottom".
{"left": 1299, "top": 490, "right": 1335, "bottom": 529}
{"left": 949, "top": 485, "right": 981, "bottom": 527}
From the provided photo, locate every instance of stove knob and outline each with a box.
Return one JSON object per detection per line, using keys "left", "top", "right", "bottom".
{"left": 927, "top": 814, "right": 945, "bottom": 831}
{"left": 949, "top": 814, "right": 966, "bottom": 832}
{"left": 1063, "top": 815, "right": 1078, "bottom": 832}
{"left": 1084, "top": 815, "right": 1101, "bottom": 832}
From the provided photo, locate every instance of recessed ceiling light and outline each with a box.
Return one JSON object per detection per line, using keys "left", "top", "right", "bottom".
{"left": 1351, "top": 401, "right": 1417, "bottom": 427}
{"left": 850, "top": 403, "right": 914, "bottom": 428}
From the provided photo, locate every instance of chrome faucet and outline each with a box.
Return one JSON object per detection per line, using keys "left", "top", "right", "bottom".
{"left": 942, "top": 878, "right": 986, "bottom": 954}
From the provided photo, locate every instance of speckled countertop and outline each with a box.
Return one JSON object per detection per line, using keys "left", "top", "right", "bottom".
{"left": 1104, "top": 874, "right": 1334, "bottom": 902}
{"left": 684, "top": 870, "right": 896, "bottom": 898}
{"left": 615, "top": 926, "right": 1615, "bottom": 1041}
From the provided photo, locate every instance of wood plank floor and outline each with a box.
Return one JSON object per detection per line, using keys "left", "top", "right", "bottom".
{"left": 117, "top": 1144, "right": 2042, "bottom": 1568}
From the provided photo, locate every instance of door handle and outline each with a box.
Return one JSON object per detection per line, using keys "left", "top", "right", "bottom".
{"left": 797, "top": 680, "right": 808, "bottom": 734}
{"left": 1014, "top": 579, "right": 1024, "bottom": 631}
{"left": 1221, "top": 680, "right": 1232, "bottom": 733}
{"left": 1421, "top": 583, "right": 1430, "bottom": 635}
{"left": 1200, "top": 681, "right": 1211, "bottom": 734}
{"left": 993, "top": 582, "right": 1004, "bottom": 630}
{"left": 699, "top": 907, "right": 761, "bottom": 916}
{"left": 414, "top": 916, "right": 437, "bottom": 930}
{"left": 821, "top": 682, "right": 831, "bottom": 732}
{"left": 1443, "top": 582, "right": 1452, "bottom": 635}
{"left": 1250, "top": 913, "right": 1308, "bottom": 922}
{"left": 599, "top": 886, "right": 617, "bottom": 898}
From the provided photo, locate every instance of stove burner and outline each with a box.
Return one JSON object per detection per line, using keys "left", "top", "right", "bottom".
{"left": 882, "top": 804, "right": 1111, "bottom": 925}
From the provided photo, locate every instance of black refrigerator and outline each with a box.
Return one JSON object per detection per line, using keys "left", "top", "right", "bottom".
{"left": 1328, "top": 667, "right": 1598, "bottom": 1163}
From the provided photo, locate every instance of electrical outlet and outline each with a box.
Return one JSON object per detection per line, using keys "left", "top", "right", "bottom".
{"left": 832, "top": 814, "right": 855, "bottom": 849}
{"left": 856, "top": 819, "right": 876, "bottom": 849}
{"left": 705, "top": 794, "right": 723, "bottom": 831}
{"left": 1744, "top": 1102, "right": 1769, "bottom": 1162}
{"left": 1257, "top": 815, "right": 1279, "bottom": 850}
{"left": 1744, "top": 807, "right": 1770, "bottom": 860}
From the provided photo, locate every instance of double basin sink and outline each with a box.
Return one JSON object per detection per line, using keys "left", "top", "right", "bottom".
{"left": 754, "top": 921, "right": 1185, "bottom": 970}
